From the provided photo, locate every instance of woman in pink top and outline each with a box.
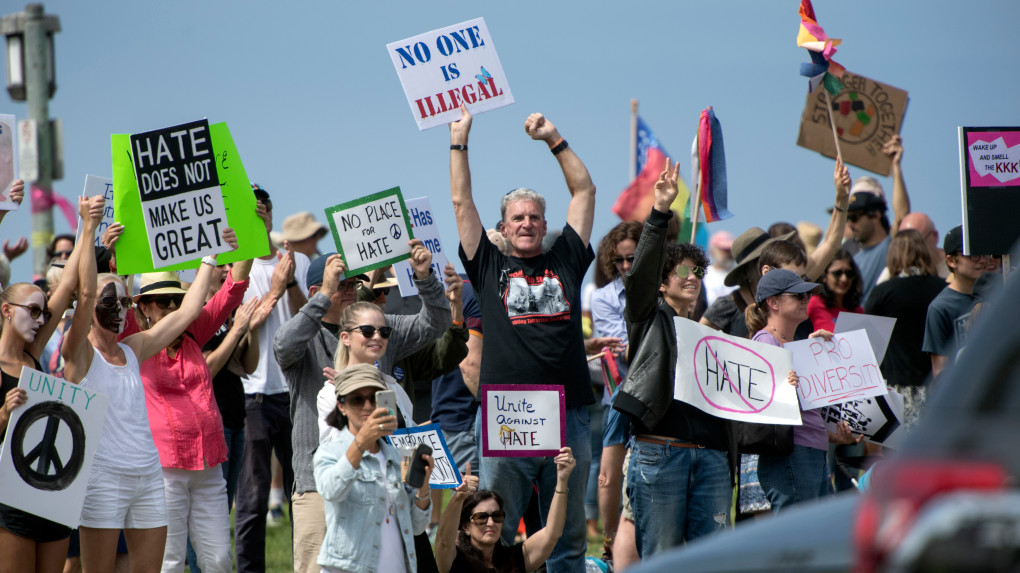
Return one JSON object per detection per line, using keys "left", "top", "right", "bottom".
{"left": 806, "top": 249, "right": 864, "bottom": 332}
{"left": 132, "top": 252, "right": 253, "bottom": 573}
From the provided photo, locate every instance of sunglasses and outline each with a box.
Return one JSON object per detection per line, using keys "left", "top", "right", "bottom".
{"left": 143, "top": 294, "right": 184, "bottom": 309}
{"left": 50, "top": 249, "right": 73, "bottom": 259}
{"left": 9, "top": 303, "right": 52, "bottom": 322}
{"left": 829, "top": 269, "right": 855, "bottom": 279}
{"left": 780, "top": 292, "right": 811, "bottom": 301}
{"left": 346, "top": 325, "right": 393, "bottom": 339}
{"left": 470, "top": 510, "right": 506, "bottom": 525}
{"left": 676, "top": 264, "right": 706, "bottom": 280}
{"left": 613, "top": 255, "right": 635, "bottom": 265}
{"left": 373, "top": 286, "right": 391, "bottom": 297}
{"left": 339, "top": 393, "right": 376, "bottom": 408}
{"left": 98, "top": 296, "right": 134, "bottom": 309}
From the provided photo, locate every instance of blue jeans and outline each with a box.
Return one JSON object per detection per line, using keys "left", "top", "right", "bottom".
{"left": 585, "top": 398, "right": 604, "bottom": 521}
{"left": 758, "top": 445, "right": 831, "bottom": 512}
{"left": 627, "top": 440, "right": 731, "bottom": 558}
{"left": 186, "top": 426, "right": 245, "bottom": 573}
{"left": 476, "top": 405, "right": 591, "bottom": 573}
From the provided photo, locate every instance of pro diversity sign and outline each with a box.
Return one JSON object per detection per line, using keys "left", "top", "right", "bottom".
{"left": 673, "top": 318, "right": 801, "bottom": 425}
{"left": 387, "top": 17, "right": 514, "bottom": 130}
{"left": 785, "top": 329, "right": 888, "bottom": 410}
{"left": 481, "top": 384, "right": 564, "bottom": 457}
{"left": 958, "top": 126, "right": 1020, "bottom": 255}
{"left": 325, "top": 187, "right": 415, "bottom": 278}
{"left": 0, "top": 367, "right": 109, "bottom": 528}
{"left": 111, "top": 120, "right": 269, "bottom": 274}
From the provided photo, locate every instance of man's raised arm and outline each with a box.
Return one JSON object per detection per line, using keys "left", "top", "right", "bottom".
{"left": 524, "top": 113, "right": 596, "bottom": 247}
{"left": 450, "top": 105, "right": 484, "bottom": 260}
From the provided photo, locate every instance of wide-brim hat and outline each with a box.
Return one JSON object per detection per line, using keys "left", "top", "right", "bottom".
{"left": 334, "top": 363, "right": 388, "bottom": 400}
{"left": 282, "top": 211, "right": 328, "bottom": 243}
{"left": 133, "top": 271, "right": 188, "bottom": 302}
{"left": 724, "top": 227, "right": 797, "bottom": 287}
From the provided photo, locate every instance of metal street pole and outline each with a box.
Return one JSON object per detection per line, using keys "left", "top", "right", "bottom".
{"left": 24, "top": 3, "right": 54, "bottom": 277}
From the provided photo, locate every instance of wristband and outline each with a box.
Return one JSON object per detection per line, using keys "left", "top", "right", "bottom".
{"left": 833, "top": 204, "right": 847, "bottom": 213}
{"left": 550, "top": 138, "right": 568, "bottom": 155}
{"left": 452, "top": 319, "right": 465, "bottom": 327}
{"left": 415, "top": 491, "right": 430, "bottom": 500}
{"left": 286, "top": 280, "right": 298, "bottom": 289}
{"left": 555, "top": 489, "right": 568, "bottom": 495}
{"left": 201, "top": 256, "right": 218, "bottom": 267}
{"left": 450, "top": 144, "right": 468, "bottom": 151}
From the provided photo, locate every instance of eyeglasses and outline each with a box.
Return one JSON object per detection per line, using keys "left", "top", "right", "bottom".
{"left": 470, "top": 510, "right": 506, "bottom": 525}
{"left": 613, "top": 255, "right": 635, "bottom": 265}
{"left": 9, "top": 303, "right": 52, "bottom": 322}
{"left": 338, "top": 393, "right": 376, "bottom": 408}
{"left": 143, "top": 295, "right": 184, "bottom": 309}
{"left": 346, "top": 325, "right": 393, "bottom": 339}
{"left": 98, "top": 296, "right": 134, "bottom": 309}
{"left": 676, "top": 264, "right": 706, "bottom": 280}
{"left": 780, "top": 292, "right": 811, "bottom": 301}
{"left": 828, "top": 269, "right": 855, "bottom": 279}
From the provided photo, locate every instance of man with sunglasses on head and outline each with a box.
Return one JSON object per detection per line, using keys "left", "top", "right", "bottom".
{"left": 273, "top": 240, "right": 450, "bottom": 573}
{"left": 613, "top": 160, "right": 734, "bottom": 559}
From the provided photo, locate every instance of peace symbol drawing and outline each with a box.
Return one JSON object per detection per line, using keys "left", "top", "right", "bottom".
{"left": 11, "top": 401, "right": 87, "bottom": 491}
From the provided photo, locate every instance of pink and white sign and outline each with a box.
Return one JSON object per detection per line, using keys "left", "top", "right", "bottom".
{"left": 673, "top": 318, "right": 801, "bottom": 425}
{"left": 785, "top": 329, "right": 889, "bottom": 410}
{"left": 965, "top": 130, "right": 1020, "bottom": 187}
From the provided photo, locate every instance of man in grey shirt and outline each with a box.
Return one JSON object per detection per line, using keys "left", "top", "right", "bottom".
{"left": 274, "top": 243, "right": 450, "bottom": 573}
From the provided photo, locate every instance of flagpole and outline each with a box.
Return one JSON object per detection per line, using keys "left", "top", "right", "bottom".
{"left": 690, "top": 185, "right": 701, "bottom": 242}
{"left": 629, "top": 99, "right": 638, "bottom": 179}
{"left": 823, "top": 91, "right": 844, "bottom": 163}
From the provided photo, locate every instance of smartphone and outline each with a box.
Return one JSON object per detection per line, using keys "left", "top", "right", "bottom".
{"left": 375, "top": 389, "right": 397, "bottom": 417}
{"left": 405, "top": 443, "right": 433, "bottom": 488}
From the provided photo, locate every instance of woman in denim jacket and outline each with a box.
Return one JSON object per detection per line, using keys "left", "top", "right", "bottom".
{"left": 314, "top": 362, "right": 433, "bottom": 573}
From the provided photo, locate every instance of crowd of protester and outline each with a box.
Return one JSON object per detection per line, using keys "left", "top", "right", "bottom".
{"left": 0, "top": 105, "right": 1010, "bottom": 573}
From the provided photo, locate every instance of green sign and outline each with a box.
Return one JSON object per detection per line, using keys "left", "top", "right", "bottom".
{"left": 324, "top": 187, "right": 414, "bottom": 277}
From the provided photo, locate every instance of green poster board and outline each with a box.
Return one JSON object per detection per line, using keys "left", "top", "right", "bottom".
{"left": 111, "top": 122, "right": 269, "bottom": 275}
{"left": 324, "top": 187, "right": 415, "bottom": 278}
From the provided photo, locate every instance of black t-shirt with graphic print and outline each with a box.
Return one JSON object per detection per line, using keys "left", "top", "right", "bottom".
{"left": 460, "top": 225, "right": 595, "bottom": 408}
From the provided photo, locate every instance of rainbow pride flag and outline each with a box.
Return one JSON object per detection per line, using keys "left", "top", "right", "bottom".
{"left": 691, "top": 107, "right": 732, "bottom": 223}
{"left": 797, "top": 0, "right": 846, "bottom": 95}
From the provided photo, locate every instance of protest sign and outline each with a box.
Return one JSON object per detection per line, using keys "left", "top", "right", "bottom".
{"left": 394, "top": 197, "right": 448, "bottom": 297}
{"left": 822, "top": 389, "right": 904, "bottom": 447}
{"left": 0, "top": 367, "right": 109, "bottom": 528}
{"left": 958, "top": 126, "right": 1020, "bottom": 255}
{"left": 481, "top": 384, "right": 564, "bottom": 457}
{"left": 785, "top": 329, "right": 888, "bottom": 410}
{"left": 387, "top": 17, "right": 514, "bottom": 130}
{"left": 386, "top": 423, "right": 463, "bottom": 489}
{"left": 0, "top": 114, "right": 18, "bottom": 210}
{"left": 82, "top": 175, "right": 115, "bottom": 248}
{"left": 112, "top": 121, "right": 269, "bottom": 275}
{"left": 797, "top": 71, "right": 908, "bottom": 176}
{"left": 325, "top": 187, "right": 415, "bottom": 278}
{"left": 673, "top": 318, "right": 801, "bottom": 425}
{"left": 835, "top": 312, "right": 896, "bottom": 364}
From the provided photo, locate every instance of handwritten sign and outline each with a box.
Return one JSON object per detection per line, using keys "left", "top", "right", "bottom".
{"left": 835, "top": 312, "right": 896, "bottom": 364}
{"left": 0, "top": 367, "right": 109, "bottom": 528}
{"left": 111, "top": 121, "right": 269, "bottom": 275}
{"left": 674, "top": 318, "right": 801, "bottom": 425}
{"left": 785, "top": 329, "right": 888, "bottom": 410}
{"left": 82, "top": 175, "right": 115, "bottom": 247}
{"left": 394, "top": 197, "right": 449, "bottom": 297}
{"left": 386, "top": 423, "right": 462, "bottom": 489}
{"left": 822, "top": 389, "right": 904, "bottom": 447}
{"left": 325, "top": 187, "right": 414, "bottom": 278}
{"left": 387, "top": 17, "right": 514, "bottom": 130}
{"left": 0, "top": 114, "right": 17, "bottom": 210}
{"left": 481, "top": 384, "right": 564, "bottom": 457}
{"left": 959, "top": 126, "right": 1020, "bottom": 255}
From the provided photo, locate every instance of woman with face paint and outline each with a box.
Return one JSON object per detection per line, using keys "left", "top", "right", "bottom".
{"left": 0, "top": 190, "right": 98, "bottom": 573}
{"left": 61, "top": 195, "right": 237, "bottom": 573}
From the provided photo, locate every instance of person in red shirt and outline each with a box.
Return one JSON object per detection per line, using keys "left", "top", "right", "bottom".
{"left": 807, "top": 249, "right": 864, "bottom": 332}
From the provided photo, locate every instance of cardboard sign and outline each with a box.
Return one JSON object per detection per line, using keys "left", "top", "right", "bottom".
{"left": 82, "top": 175, "right": 115, "bottom": 248}
{"left": 835, "top": 312, "right": 897, "bottom": 364}
{"left": 674, "top": 318, "right": 802, "bottom": 425}
{"left": 797, "top": 71, "right": 908, "bottom": 176}
{"left": 386, "top": 423, "right": 463, "bottom": 489}
{"left": 111, "top": 121, "right": 269, "bottom": 275}
{"left": 387, "top": 17, "right": 514, "bottom": 130}
{"left": 481, "top": 384, "right": 564, "bottom": 457}
{"left": 394, "top": 197, "right": 449, "bottom": 297}
{"left": 822, "top": 389, "right": 904, "bottom": 448}
{"left": 785, "top": 329, "right": 889, "bottom": 410}
{"left": 0, "top": 114, "right": 17, "bottom": 210}
{"left": 0, "top": 367, "right": 109, "bottom": 528}
{"left": 325, "top": 187, "right": 415, "bottom": 278}
{"left": 958, "top": 126, "right": 1020, "bottom": 255}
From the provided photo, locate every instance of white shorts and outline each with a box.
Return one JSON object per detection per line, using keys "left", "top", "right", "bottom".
{"left": 79, "top": 467, "right": 168, "bottom": 529}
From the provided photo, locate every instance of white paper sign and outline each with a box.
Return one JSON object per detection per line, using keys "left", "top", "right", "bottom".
{"left": 0, "top": 367, "right": 109, "bottom": 528}
{"left": 481, "top": 384, "right": 564, "bottom": 457}
{"left": 394, "top": 197, "right": 449, "bottom": 297}
{"left": 835, "top": 312, "right": 897, "bottom": 364}
{"left": 324, "top": 187, "right": 415, "bottom": 278}
{"left": 822, "top": 389, "right": 905, "bottom": 448}
{"left": 673, "top": 318, "right": 802, "bottom": 425}
{"left": 0, "top": 114, "right": 18, "bottom": 210}
{"left": 82, "top": 175, "right": 115, "bottom": 247}
{"left": 387, "top": 17, "right": 514, "bottom": 130}
{"left": 785, "top": 329, "right": 889, "bottom": 410}
{"left": 386, "top": 423, "right": 463, "bottom": 489}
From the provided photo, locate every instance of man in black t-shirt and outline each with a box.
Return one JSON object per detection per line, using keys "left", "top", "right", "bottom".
{"left": 448, "top": 104, "right": 596, "bottom": 573}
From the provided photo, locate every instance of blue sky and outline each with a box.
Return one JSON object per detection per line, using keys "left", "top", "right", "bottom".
{"left": 3, "top": 0, "right": 1018, "bottom": 283}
